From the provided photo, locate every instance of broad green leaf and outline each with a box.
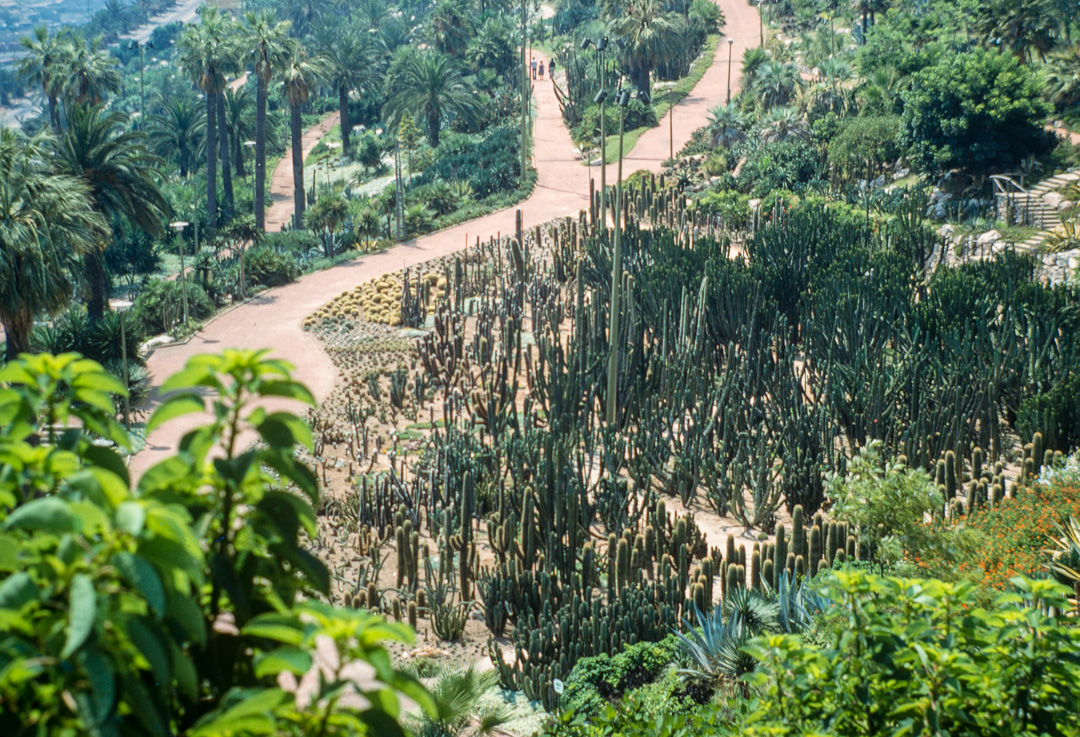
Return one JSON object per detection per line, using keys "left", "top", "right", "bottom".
{"left": 0, "top": 534, "right": 20, "bottom": 571}
{"left": 3, "top": 497, "right": 80, "bottom": 533}
{"left": 253, "top": 646, "right": 313, "bottom": 678}
{"left": 114, "top": 502, "right": 146, "bottom": 538}
{"left": 159, "top": 365, "right": 217, "bottom": 393}
{"left": 257, "top": 380, "right": 316, "bottom": 407}
{"left": 257, "top": 412, "right": 314, "bottom": 451}
{"left": 81, "top": 646, "right": 116, "bottom": 725}
{"left": 258, "top": 491, "right": 316, "bottom": 540}
{"left": 190, "top": 688, "right": 288, "bottom": 737}
{"left": 61, "top": 573, "right": 96, "bottom": 659}
{"left": 170, "top": 640, "right": 198, "bottom": 701}
{"left": 112, "top": 551, "right": 165, "bottom": 617}
{"left": 0, "top": 572, "right": 40, "bottom": 610}
{"left": 261, "top": 453, "right": 319, "bottom": 503}
{"left": 242, "top": 614, "right": 306, "bottom": 646}
{"left": 122, "top": 674, "right": 169, "bottom": 737}
{"left": 146, "top": 394, "right": 206, "bottom": 433}
{"left": 165, "top": 589, "right": 207, "bottom": 645}
{"left": 82, "top": 444, "right": 131, "bottom": 488}
{"left": 126, "top": 617, "right": 171, "bottom": 683}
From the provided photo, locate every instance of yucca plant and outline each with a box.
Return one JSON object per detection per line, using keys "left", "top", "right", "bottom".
{"left": 1042, "top": 220, "right": 1080, "bottom": 254}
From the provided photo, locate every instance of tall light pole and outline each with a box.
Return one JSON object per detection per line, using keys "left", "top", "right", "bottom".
{"left": 726, "top": 38, "right": 735, "bottom": 104}
{"left": 242, "top": 140, "right": 256, "bottom": 300}
{"left": 109, "top": 299, "right": 133, "bottom": 432}
{"left": 170, "top": 221, "right": 189, "bottom": 327}
{"left": 520, "top": 0, "right": 528, "bottom": 179}
{"left": 128, "top": 40, "right": 152, "bottom": 129}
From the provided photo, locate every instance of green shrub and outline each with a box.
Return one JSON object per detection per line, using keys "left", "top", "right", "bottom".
{"left": 416, "top": 127, "right": 521, "bottom": 198}
{"left": 129, "top": 279, "right": 215, "bottom": 336}
{"left": 244, "top": 246, "right": 301, "bottom": 287}
{"left": 695, "top": 190, "right": 751, "bottom": 230}
{"left": 740, "top": 572, "right": 1080, "bottom": 736}
{"left": 0, "top": 351, "right": 433, "bottom": 736}
{"left": 261, "top": 230, "right": 321, "bottom": 255}
{"left": 1016, "top": 372, "right": 1080, "bottom": 453}
{"left": 560, "top": 635, "right": 680, "bottom": 717}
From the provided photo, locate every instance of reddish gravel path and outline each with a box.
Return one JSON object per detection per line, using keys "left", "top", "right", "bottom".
{"left": 131, "top": 0, "right": 760, "bottom": 475}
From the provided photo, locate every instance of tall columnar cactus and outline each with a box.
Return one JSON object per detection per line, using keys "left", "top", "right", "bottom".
{"left": 945, "top": 450, "right": 957, "bottom": 500}
{"left": 792, "top": 505, "right": 806, "bottom": 562}
{"left": 774, "top": 524, "right": 787, "bottom": 589}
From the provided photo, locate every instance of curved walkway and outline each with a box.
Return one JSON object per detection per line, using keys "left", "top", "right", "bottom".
{"left": 131, "top": 0, "right": 760, "bottom": 475}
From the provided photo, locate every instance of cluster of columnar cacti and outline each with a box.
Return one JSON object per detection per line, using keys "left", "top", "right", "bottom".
{"left": 304, "top": 171, "right": 1080, "bottom": 712}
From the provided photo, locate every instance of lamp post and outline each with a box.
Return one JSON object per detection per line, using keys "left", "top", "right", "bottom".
{"left": 581, "top": 36, "right": 610, "bottom": 227}
{"left": 128, "top": 39, "right": 153, "bottom": 129}
{"left": 170, "top": 221, "right": 189, "bottom": 327}
{"left": 109, "top": 299, "right": 133, "bottom": 432}
{"left": 242, "top": 140, "right": 255, "bottom": 299}
{"left": 726, "top": 38, "right": 735, "bottom": 104}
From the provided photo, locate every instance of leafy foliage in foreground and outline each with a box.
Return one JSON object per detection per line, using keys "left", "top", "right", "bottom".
{"left": 0, "top": 351, "right": 431, "bottom": 736}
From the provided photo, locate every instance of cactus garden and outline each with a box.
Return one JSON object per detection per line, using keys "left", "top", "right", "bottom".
{"left": 292, "top": 168, "right": 1080, "bottom": 719}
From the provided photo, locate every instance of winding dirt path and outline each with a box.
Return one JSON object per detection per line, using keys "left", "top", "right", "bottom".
{"left": 131, "top": 0, "right": 760, "bottom": 475}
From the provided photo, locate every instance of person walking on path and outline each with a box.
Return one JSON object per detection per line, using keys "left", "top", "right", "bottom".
{"left": 531, "top": 57, "right": 537, "bottom": 79}
{"left": 538, "top": 61, "right": 545, "bottom": 79}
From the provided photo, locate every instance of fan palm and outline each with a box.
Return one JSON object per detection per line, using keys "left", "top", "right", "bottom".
{"left": 54, "top": 106, "right": 168, "bottom": 321}
{"left": 179, "top": 6, "right": 238, "bottom": 230}
{"left": 384, "top": 50, "right": 477, "bottom": 148}
{"left": 429, "top": 0, "right": 474, "bottom": 59}
{"left": 17, "top": 26, "right": 66, "bottom": 131}
{"left": 609, "top": 0, "right": 686, "bottom": 96}
{"left": 753, "top": 60, "right": 802, "bottom": 109}
{"left": 1045, "top": 45, "right": 1080, "bottom": 110}
{"left": 974, "top": 0, "right": 1057, "bottom": 65}
{"left": 58, "top": 34, "right": 122, "bottom": 113}
{"left": 149, "top": 93, "right": 206, "bottom": 178}
{"left": 408, "top": 662, "right": 510, "bottom": 737}
{"left": 759, "top": 106, "right": 810, "bottom": 143}
{"left": 706, "top": 102, "right": 746, "bottom": 148}
{"left": 317, "top": 29, "right": 379, "bottom": 156}
{"left": 0, "top": 127, "right": 106, "bottom": 360}
{"left": 242, "top": 10, "right": 294, "bottom": 233}
{"left": 281, "top": 47, "right": 328, "bottom": 228}
{"left": 223, "top": 87, "right": 256, "bottom": 177}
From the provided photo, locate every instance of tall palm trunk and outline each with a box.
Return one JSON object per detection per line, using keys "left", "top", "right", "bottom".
{"left": 216, "top": 91, "right": 234, "bottom": 222}
{"left": 291, "top": 102, "right": 305, "bottom": 228}
{"left": 255, "top": 74, "right": 268, "bottom": 232}
{"left": 48, "top": 94, "right": 59, "bottom": 131}
{"left": 206, "top": 93, "right": 218, "bottom": 230}
{"left": 86, "top": 247, "right": 107, "bottom": 321}
{"left": 2, "top": 311, "right": 33, "bottom": 362}
{"left": 339, "top": 86, "right": 352, "bottom": 155}
{"left": 427, "top": 108, "right": 440, "bottom": 148}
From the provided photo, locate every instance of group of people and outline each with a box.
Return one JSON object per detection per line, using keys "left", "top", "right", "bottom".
{"left": 531, "top": 57, "right": 554, "bottom": 80}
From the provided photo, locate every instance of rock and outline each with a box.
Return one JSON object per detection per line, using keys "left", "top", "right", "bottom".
{"left": 748, "top": 198, "right": 762, "bottom": 211}
{"left": 976, "top": 229, "right": 1002, "bottom": 247}
{"left": 1059, "top": 200, "right": 1075, "bottom": 212}
{"left": 143, "top": 335, "right": 175, "bottom": 351}
{"left": 937, "top": 224, "right": 955, "bottom": 238}
{"left": 1043, "top": 192, "right": 1065, "bottom": 209}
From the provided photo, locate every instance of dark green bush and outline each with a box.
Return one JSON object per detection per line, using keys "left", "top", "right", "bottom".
{"left": 1016, "top": 372, "right": 1080, "bottom": 452}
{"left": 560, "top": 635, "right": 680, "bottom": 717}
{"left": 261, "top": 230, "right": 321, "bottom": 255}
{"left": 415, "top": 127, "right": 521, "bottom": 199}
{"left": 244, "top": 246, "right": 301, "bottom": 287}
{"left": 129, "top": 279, "right": 215, "bottom": 336}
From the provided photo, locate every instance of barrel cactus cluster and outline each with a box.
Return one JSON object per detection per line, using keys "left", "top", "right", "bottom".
{"left": 300, "top": 171, "right": 1080, "bottom": 711}
{"left": 304, "top": 269, "right": 448, "bottom": 329}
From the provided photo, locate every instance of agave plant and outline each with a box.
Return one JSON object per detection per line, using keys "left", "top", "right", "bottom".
{"left": 1046, "top": 516, "right": 1080, "bottom": 614}
{"left": 1042, "top": 220, "right": 1080, "bottom": 255}
{"left": 775, "top": 569, "right": 831, "bottom": 634}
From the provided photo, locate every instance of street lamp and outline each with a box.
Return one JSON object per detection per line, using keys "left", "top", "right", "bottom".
{"left": 109, "top": 299, "right": 133, "bottom": 432}
{"left": 242, "top": 140, "right": 256, "bottom": 299}
{"left": 170, "top": 221, "right": 189, "bottom": 327}
{"left": 128, "top": 39, "right": 153, "bottom": 129}
{"left": 581, "top": 36, "right": 610, "bottom": 227}
{"left": 726, "top": 38, "right": 735, "bottom": 104}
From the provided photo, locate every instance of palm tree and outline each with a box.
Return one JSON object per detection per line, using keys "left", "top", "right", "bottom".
{"left": 242, "top": 10, "right": 294, "bottom": 233}
{"left": 17, "top": 26, "right": 66, "bottom": 131}
{"left": 610, "top": 0, "right": 686, "bottom": 96}
{"left": 306, "top": 192, "right": 349, "bottom": 257}
{"left": 759, "top": 106, "right": 810, "bottom": 143}
{"left": 54, "top": 106, "right": 168, "bottom": 321}
{"left": 179, "top": 6, "right": 237, "bottom": 231}
{"left": 281, "top": 46, "right": 327, "bottom": 228}
{"left": 149, "top": 94, "right": 206, "bottom": 178}
{"left": 974, "top": 0, "right": 1057, "bottom": 65}
{"left": 223, "top": 87, "right": 256, "bottom": 177}
{"left": 58, "top": 34, "right": 122, "bottom": 113}
{"left": 706, "top": 102, "right": 746, "bottom": 148}
{"left": 1045, "top": 45, "right": 1080, "bottom": 110}
{"left": 407, "top": 662, "right": 510, "bottom": 737}
{"left": 384, "top": 50, "right": 477, "bottom": 148}
{"left": 429, "top": 0, "right": 474, "bottom": 58}
{"left": 318, "top": 29, "right": 378, "bottom": 157}
{"left": 0, "top": 127, "right": 106, "bottom": 360}
{"left": 753, "top": 60, "right": 802, "bottom": 109}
